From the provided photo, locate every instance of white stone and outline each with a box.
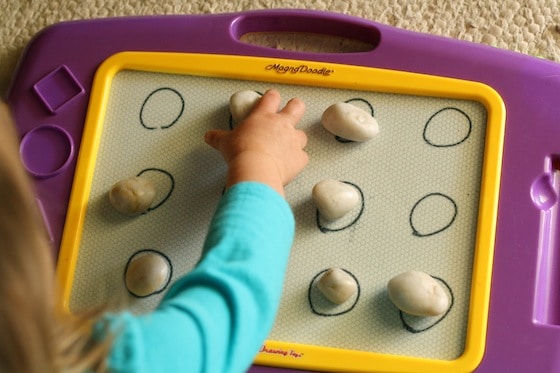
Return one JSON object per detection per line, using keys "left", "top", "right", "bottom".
{"left": 312, "top": 179, "right": 360, "bottom": 221}
{"left": 109, "top": 176, "right": 156, "bottom": 216}
{"left": 229, "top": 90, "right": 262, "bottom": 122}
{"left": 321, "top": 102, "right": 379, "bottom": 141}
{"left": 316, "top": 268, "right": 358, "bottom": 304}
{"left": 387, "top": 270, "right": 449, "bottom": 317}
{"left": 125, "top": 252, "right": 170, "bottom": 297}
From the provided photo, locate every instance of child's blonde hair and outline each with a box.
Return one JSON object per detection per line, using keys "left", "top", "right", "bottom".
{"left": 0, "top": 103, "right": 110, "bottom": 372}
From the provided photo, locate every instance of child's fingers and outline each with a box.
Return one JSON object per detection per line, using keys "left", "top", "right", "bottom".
{"left": 251, "top": 89, "right": 281, "bottom": 114}
{"left": 280, "top": 97, "right": 305, "bottom": 125}
{"left": 204, "top": 129, "right": 228, "bottom": 150}
{"left": 296, "top": 129, "right": 308, "bottom": 149}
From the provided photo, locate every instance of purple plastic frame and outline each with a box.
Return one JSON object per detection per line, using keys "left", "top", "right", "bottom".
{"left": 7, "top": 9, "right": 560, "bottom": 373}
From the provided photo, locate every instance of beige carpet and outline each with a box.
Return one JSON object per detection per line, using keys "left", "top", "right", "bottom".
{"left": 1, "top": 0, "right": 559, "bottom": 96}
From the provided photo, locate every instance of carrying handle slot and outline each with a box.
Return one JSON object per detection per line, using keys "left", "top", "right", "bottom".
{"left": 231, "top": 12, "right": 381, "bottom": 54}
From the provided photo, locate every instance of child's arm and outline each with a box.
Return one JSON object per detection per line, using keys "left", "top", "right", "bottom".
{"left": 102, "top": 90, "right": 308, "bottom": 373}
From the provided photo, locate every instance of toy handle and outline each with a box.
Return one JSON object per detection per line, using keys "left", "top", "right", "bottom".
{"left": 217, "top": 9, "right": 484, "bottom": 78}
{"left": 226, "top": 9, "right": 382, "bottom": 54}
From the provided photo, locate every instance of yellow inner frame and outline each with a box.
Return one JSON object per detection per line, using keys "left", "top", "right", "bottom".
{"left": 56, "top": 52, "right": 505, "bottom": 373}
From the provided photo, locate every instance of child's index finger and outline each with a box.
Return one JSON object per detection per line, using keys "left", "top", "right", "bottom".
{"left": 252, "top": 89, "right": 281, "bottom": 114}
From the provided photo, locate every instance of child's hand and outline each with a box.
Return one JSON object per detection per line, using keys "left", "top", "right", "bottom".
{"left": 205, "top": 89, "right": 308, "bottom": 197}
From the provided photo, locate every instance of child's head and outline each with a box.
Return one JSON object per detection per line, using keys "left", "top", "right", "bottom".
{"left": 0, "top": 102, "right": 58, "bottom": 371}
{"left": 0, "top": 103, "right": 109, "bottom": 372}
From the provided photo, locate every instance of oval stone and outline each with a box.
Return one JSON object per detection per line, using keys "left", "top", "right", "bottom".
{"left": 387, "top": 270, "right": 449, "bottom": 317}
{"left": 109, "top": 176, "right": 156, "bottom": 216}
{"left": 316, "top": 268, "right": 358, "bottom": 304}
{"left": 229, "top": 90, "right": 262, "bottom": 122}
{"left": 321, "top": 102, "right": 379, "bottom": 141}
{"left": 125, "top": 252, "right": 170, "bottom": 297}
{"left": 312, "top": 179, "right": 360, "bottom": 221}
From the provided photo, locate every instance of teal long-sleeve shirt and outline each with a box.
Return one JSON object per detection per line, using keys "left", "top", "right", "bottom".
{"left": 99, "top": 182, "right": 295, "bottom": 373}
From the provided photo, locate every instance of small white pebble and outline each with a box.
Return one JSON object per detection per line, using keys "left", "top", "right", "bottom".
{"left": 321, "top": 102, "right": 379, "bottom": 141}
{"left": 316, "top": 268, "right": 358, "bottom": 304}
{"left": 229, "top": 90, "right": 262, "bottom": 122}
{"left": 109, "top": 176, "right": 156, "bottom": 216}
{"left": 125, "top": 252, "right": 170, "bottom": 297}
{"left": 387, "top": 270, "right": 449, "bottom": 317}
{"left": 312, "top": 179, "right": 360, "bottom": 221}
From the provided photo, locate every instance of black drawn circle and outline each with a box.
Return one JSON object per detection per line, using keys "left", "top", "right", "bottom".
{"left": 140, "top": 87, "right": 185, "bottom": 130}
{"left": 335, "top": 136, "right": 354, "bottom": 143}
{"left": 335, "top": 98, "right": 375, "bottom": 143}
{"left": 308, "top": 268, "right": 361, "bottom": 317}
{"left": 136, "top": 168, "right": 175, "bottom": 212}
{"left": 124, "top": 249, "right": 173, "bottom": 299}
{"left": 398, "top": 276, "right": 454, "bottom": 333}
{"left": 423, "top": 107, "right": 472, "bottom": 147}
{"left": 345, "top": 98, "right": 375, "bottom": 116}
{"left": 409, "top": 192, "right": 457, "bottom": 237}
{"left": 316, "top": 181, "right": 365, "bottom": 233}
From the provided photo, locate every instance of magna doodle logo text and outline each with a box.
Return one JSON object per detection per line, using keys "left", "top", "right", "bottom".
{"left": 265, "top": 63, "right": 334, "bottom": 77}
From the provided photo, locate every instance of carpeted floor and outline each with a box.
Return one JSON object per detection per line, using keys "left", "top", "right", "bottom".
{"left": 1, "top": 0, "right": 559, "bottom": 96}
